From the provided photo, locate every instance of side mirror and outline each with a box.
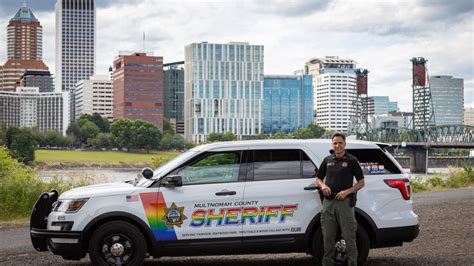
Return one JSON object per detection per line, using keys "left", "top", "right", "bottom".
{"left": 141, "top": 167, "right": 154, "bottom": 179}
{"left": 162, "top": 175, "right": 183, "bottom": 187}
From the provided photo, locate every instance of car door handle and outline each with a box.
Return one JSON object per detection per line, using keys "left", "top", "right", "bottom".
{"left": 215, "top": 191, "right": 237, "bottom": 196}
{"left": 304, "top": 185, "right": 320, "bottom": 191}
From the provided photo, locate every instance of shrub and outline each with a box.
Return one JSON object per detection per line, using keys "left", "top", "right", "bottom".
{"left": 0, "top": 146, "right": 93, "bottom": 221}
{"left": 427, "top": 175, "right": 444, "bottom": 188}
{"left": 150, "top": 156, "right": 170, "bottom": 169}
{"left": 444, "top": 167, "right": 473, "bottom": 188}
{"left": 411, "top": 176, "right": 427, "bottom": 192}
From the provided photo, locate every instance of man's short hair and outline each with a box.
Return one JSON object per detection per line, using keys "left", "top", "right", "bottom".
{"left": 331, "top": 132, "right": 346, "bottom": 141}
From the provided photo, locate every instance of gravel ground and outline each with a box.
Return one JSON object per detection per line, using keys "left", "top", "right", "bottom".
{"left": 1, "top": 188, "right": 473, "bottom": 265}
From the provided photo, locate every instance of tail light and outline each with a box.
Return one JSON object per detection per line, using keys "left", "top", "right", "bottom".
{"left": 384, "top": 178, "right": 411, "bottom": 200}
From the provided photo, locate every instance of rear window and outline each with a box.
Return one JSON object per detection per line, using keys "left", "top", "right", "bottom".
{"left": 252, "top": 149, "right": 317, "bottom": 181}
{"left": 346, "top": 149, "right": 401, "bottom": 175}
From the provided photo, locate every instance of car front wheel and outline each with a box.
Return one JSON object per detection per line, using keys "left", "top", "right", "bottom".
{"left": 88, "top": 221, "right": 146, "bottom": 265}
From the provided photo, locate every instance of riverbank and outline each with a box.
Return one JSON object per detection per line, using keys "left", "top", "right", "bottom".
{"left": 34, "top": 149, "right": 180, "bottom": 170}
{"left": 34, "top": 161, "right": 149, "bottom": 170}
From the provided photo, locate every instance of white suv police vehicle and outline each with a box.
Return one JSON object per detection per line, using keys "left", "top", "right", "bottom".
{"left": 31, "top": 139, "right": 419, "bottom": 265}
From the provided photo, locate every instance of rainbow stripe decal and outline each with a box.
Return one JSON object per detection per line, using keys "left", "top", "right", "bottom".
{"left": 140, "top": 192, "right": 177, "bottom": 241}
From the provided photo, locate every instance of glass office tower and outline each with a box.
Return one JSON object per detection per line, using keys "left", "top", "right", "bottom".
{"left": 263, "top": 75, "right": 313, "bottom": 134}
{"left": 184, "top": 42, "right": 264, "bottom": 142}
{"left": 430, "top": 75, "right": 464, "bottom": 126}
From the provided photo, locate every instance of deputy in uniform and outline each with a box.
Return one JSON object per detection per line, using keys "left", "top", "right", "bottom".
{"left": 315, "top": 132, "right": 365, "bottom": 266}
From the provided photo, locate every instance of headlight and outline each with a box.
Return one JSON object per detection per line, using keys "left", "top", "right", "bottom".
{"left": 66, "top": 198, "right": 89, "bottom": 213}
{"left": 53, "top": 198, "right": 89, "bottom": 213}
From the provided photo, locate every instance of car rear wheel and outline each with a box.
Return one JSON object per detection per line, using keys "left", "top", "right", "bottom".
{"left": 89, "top": 221, "right": 146, "bottom": 265}
{"left": 312, "top": 224, "right": 370, "bottom": 266}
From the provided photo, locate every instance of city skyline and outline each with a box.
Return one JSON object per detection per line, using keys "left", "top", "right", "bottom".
{"left": 0, "top": 0, "right": 472, "bottom": 111}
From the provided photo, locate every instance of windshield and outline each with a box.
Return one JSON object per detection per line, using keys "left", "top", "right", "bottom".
{"left": 135, "top": 150, "right": 199, "bottom": 187}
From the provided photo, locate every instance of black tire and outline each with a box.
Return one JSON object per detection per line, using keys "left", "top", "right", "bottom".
{"left": 88, "top": 221, "right": 146, "bottom": 265}
{"left": 312, "top": 224, "right": 370, "bottom": 266}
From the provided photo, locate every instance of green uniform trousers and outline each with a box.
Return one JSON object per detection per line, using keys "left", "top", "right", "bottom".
{"left": 321, "top": 197, "right": 358, "bottom": 266}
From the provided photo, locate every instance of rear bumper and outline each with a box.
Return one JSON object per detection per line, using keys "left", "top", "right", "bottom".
{"left": 373, "top": 224, "right": 419, "bottom": 248}
{"left": 31, "top": 228, "right": 85, "bottom": 259}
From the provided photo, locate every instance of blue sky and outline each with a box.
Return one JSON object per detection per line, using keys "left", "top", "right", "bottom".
{"left": 0, "top": 0, "right": 472, "bottom": 110}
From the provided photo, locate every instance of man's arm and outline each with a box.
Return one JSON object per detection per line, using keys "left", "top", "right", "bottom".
{"left": 316, "top": 178, "right": 332, "bottom": 197}
{"left": 335, "top": 178, "right": 364, "bottom": 200}
{"left": 315, "top": 159, "right": 331, "bottom": 197}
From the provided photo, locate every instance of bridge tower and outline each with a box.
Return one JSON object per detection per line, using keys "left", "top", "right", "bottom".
{"left": 411, "top": 57, "right": 435, "bottom": 135}
{"left": 349, "top": 69, "right": 372, "bottom": 139}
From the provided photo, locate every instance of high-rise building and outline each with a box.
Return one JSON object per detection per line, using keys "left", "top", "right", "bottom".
{"left": 19, "top": 70, "right": 54, "bottom": 93}
{"left": 55, "top": 0, "right": 96, "bottom": 92}
{"left": 464, "top": 107, "right": 474, "bottom": 126}
{"left": 0, "top": 87, "right": 69, "bottom": 135}
{"left": 7, "top": 2, "right": 42, "bottom": 60}
{"left": 305, "top": 56, "right": 357, "bottom": 133}
{"left": 164, "top": 61, "right": 185, "bottom": 134}
{"left": 184, "top": 41, "right": 264, "bottom": 142}
{"left": 430, "top": 75, "right": 464, "bottom": 126}
{"left": 263, "top": 74, "right": 313, "bottom": 134}
{"left": 370, "top": 96, "right": 399, "bottom": 115}
{"left": 1, "top": 3, "right": 50, "bottom": 93}
{"left": 74, "top": 75, "right": 113, "bottom": 121}
{"left": 113, "top": 52, "right": 164, "bottom": 130}
{"left": 0, "top": 60, "right": 49, "bottom": 92}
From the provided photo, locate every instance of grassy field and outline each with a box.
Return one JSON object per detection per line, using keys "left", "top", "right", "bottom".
{"left": 35, "top": 149, "right": 180, "bottom": 164}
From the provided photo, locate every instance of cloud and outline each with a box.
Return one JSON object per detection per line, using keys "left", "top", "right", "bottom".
{"left": 0, "top": 0, "right": 472, "bottom": 110}
{"left": 0, "top": 0, "right": 55, "bottom": 16}
{"left": 249, "top": 0, "right": 330, "bottom": 17}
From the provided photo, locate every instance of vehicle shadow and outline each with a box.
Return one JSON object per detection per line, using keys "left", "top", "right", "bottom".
{"left": 59, "top": 254, "right": 454, "bottom": 265}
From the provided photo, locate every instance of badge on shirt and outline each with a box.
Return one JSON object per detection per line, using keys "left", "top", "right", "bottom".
{"left": 327, "top": 162, "right": 335, "bottom": 166}
{"left": 342, "top": 162, "right": 348, "bottom": 167}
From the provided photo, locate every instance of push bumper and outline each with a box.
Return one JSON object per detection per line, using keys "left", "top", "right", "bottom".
{"left": 30, "top": 190, "right": 85, "bottom": 259}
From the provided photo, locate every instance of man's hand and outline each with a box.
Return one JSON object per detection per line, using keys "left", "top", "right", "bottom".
{"left": 336, "top": 190, "right": 350, "bottom": 200}
{"left": 321, "top": 184, "right": 332, "bottom": 197}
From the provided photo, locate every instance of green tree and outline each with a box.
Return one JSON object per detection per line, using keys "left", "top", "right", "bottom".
{"left": 111, "top": 119, "right": 134, "bottom": 151}
{"left": 291, "top": 128, "right": 315, "bottom": 139}
{"left": 269, "top": 132, "right": 289, "bottom": 139}
{"left": 223, "top": 132, "right": 237, "bottom": 141}
{"left": 10, "top": 129, "right": 36, "bottom": 164}
{"left": 160, "top": 133, "right": 190, "bottom": 150}
{"left": 93, "top": 133, "right": 114, "bottom": 149}
{"left": 5, "top": 127, "right": 20, "bottom": 149}
{"left": 160, "top": 133, "right": 174, "bottom": 150}
{"left": 207, "top": 132, "right": 237, "bottom": 142}
{"left": 40, "top": 130, "right": 65, "bottom": 147}
{"left": 308, "top": 123, "right": 326, "bottom": 138}
{"left": 88, "top": 113, "right": 110, "bottom": 133}
{"left": 130, "top": 120, "right": 161, "bottom": 152}
{"left": 79, "top": 120, "right": 100, "bottom": 144}
{"left": 0, "top": 123, "right": 7, "bottom": 146}
{"left": 163, "top": 118, "right": 175, "bottom": 135}
{"left": 66, "top": 120, "right": 81, "bottom": 146}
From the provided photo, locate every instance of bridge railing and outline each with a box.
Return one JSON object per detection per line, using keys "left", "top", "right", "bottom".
{"left": 359, "top": 125, "right": 473, "bottom": 144}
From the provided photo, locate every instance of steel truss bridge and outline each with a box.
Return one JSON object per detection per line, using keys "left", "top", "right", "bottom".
{"left": 357, "top": 125, "right": 473, "bottom": 147}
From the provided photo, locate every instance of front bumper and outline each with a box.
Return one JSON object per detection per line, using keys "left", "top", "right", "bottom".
{"left": 31, "top": 228, "right": 84, "bottom": 258}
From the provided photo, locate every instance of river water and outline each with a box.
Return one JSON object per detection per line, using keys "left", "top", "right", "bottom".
{"left": 37, "top": 167, "right": 458, "bottom": 185}
{"left": 38, "top": 168, "right": 141, "bottom": 184}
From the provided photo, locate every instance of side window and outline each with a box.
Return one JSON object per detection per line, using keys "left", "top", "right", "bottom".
{"left": 253, "top": 149, "right": 316, "bottom": 181}
{"left": 178, "top": 152, "right": 241, "bottom": 185}
{"left": 347, "top": 149, "right": 401, "bottom": 175}
{"left": 302, "top": 152, "right": 317, "bottom": 178}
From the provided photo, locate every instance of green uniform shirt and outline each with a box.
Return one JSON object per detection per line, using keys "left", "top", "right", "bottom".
{"left": 316, "top": 151, "right": 364, "bottom": 195}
